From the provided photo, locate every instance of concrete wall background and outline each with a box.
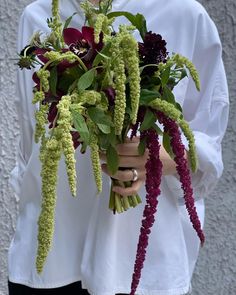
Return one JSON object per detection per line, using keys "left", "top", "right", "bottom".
{"left": 0, "top": 0, "right": 235, "bottom": 294}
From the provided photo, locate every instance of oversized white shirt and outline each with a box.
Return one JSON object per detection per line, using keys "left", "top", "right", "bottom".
{"left": 8, "top": 0, "right": 229, "bottom": 294}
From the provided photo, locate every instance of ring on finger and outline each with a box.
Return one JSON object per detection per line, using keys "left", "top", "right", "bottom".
{"left": 131, "top": 168, "right": 138, "bottom": 182}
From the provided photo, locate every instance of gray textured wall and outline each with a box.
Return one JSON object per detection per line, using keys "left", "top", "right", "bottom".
{"left": 0, "top": 0, "right": 235, "bottom": 294}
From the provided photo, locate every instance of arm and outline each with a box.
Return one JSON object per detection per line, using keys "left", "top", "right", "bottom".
{"left": 166, "top": 10, "right": 229, "bottom": 202}
{"left": 99, "top": 137, "right": 181, "bottom": 197}
{"left": 9, "top": 7, "right": 37, "bottom": 195}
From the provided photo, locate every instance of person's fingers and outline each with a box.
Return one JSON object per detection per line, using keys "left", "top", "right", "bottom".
{"left": 115, "top": 142, "right": 148, "bottom": 157}
{"left": 112, "top": 179, "right": 144, "bottom": 197}
{"left": 124, "top": 136, "right": 140, "bottom": 143}
{"left": 99, "top": 152, "right": 148, "bottom": 168}
{"left": 101, "top": 164, "right": 146, "bottom": 181}
{"left": 118, "top": 155, "right": 148, "bottom": 168}
{"left": 115, "top": 142, "right": 140, "bottom": 156}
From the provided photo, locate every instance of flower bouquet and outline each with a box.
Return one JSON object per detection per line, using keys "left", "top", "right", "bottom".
{"left": 18, "top": 0, "right": 205, "bottom": 293}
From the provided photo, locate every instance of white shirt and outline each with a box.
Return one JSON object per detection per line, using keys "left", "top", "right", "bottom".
{"left": 8, "top": 0, "right": 229, "bottom": 294}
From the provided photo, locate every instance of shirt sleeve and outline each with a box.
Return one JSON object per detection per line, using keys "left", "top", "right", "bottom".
{"left": 165, "top": 8, "right": 229, "bottom": 203}
{"left": 9, "top": 7, "right": 38, "bottom": 196}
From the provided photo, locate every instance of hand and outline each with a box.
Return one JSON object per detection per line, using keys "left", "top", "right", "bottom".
{"left": 99, "top": 137, "right": 186, "bottom": 197}
{"left": 159, "top": 145, "right": 188, "bottom": 175}
{"left": 99, "top": 136, "right": 148, "bottom": 197}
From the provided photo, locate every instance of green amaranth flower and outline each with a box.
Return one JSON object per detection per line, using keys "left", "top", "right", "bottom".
{"left": 148, "top": 98, "right": 198, "bottom": 172}
{"left": 37, "top": 69, "right": 50, "bottom": 92}
{"left": 120, "top": 31, "right": 140, "bottom": 124}
{"left": 70, "top": 102, "right": 85, "bottom": 114}
{"left": 89, "top": 130, "right": 103, "bottom": 194}
{"left": 72, "top": 90, "right": 102, "bottom": 105}
{"left": 35, "top": 104, "right": 48, "bottom": 143}
{"left": 44, "top": 51, "right": 78, "bottom": 64}
{"left": 50, "top": 0, "right": 64, "bottom": 45}
{"left": 148, "top": 98, "right": 182, "bottom": 123}
{"left": 111, "top": 35, "right": 126, "bottom": 135}
{"left": 80, "top": 0, "right": 96, "bottom": 27}
{"left": 57, "top": 95, "right": 77, "bottom": 197}
{"left": 99, "top": 0, "right": 113, "bottom": 13}
{"left": 179, "top": 119, "right": 198, "bottom": 172}
{"left": 173, "top": 54, "right": 200, "bottom": 91}
{"left": 94, "top": 14, "right": 113, "bottom": 43}
{"left": 36, "top": 135, "right": 62, "bottom": 274}
{"left": 159, "top": 54, "right": 200, "bottom": 91}
{"left": 32, "top": 91, "right": 45, "bottom": 104}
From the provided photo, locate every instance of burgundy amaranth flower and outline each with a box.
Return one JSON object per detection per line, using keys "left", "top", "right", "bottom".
{"left": 139, "top": 31, "right": 168, "bottom": 76}
{"left": 103, "top": 87, "right": 116, "bottom": 107}
{"left": 71, "top": 131, "right": 81, "bottom": 149}
{"left": 130, "top": 106, "right": 146, "bottom": 139}
{"left": 157, "top": 111, "right": 205, "bottom": 245}
{"left": 130, "top": 128, "right": 163, "bottom": 295}
{"left": 63, "top": 26, "right": 103, "bottom": 67}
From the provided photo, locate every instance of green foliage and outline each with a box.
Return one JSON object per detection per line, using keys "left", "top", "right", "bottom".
{"left": 140, "top": 109, "right": 156, "bottom": 131}
{"left": 162, "top": 85, "right": 176, "bottom": 105}
{"left": 138, "top": 136, "right": 147, "bottom": 156}
{"left": 106, "top": 144, "right": 119, "bottom": 174}
{"left": 139, "top": 89, "right": 161, "bottom": 105}
{"left": 63, "top": 12, "right": 77, "bottom": 29}
{"left": 163, "top": 132, "right": 174, "bottom": 159}
{"left": 107, "top": 11, "right": 147, "bottom": 39}
{"left": 77, "top": 68, "right": 96, "bottom": 91}
{"left": 87, "top": 106, "right": 114, "bottom": 126}
{"left": 49, "top": 66, "right": 58, "bottom": 96}
{"left": 71, "top": 110, "right": 89, "bottom": 145}
{"left": 97, "top": 123, "right": 111, "bottom": 134}
{"left": 93, "top": 43, "right": 111, "bottom": 67}
{"left": 160, "top": 66, "right": 171, "bottom": 87}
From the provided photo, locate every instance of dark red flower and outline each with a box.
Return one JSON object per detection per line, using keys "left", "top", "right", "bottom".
{"left": 63, "top": 26, "right": 103, "bottom": 67}
{"left": 34, "top": 48, "right": 50, "bottom": 64}
{"left": 103, "top": 87, "right": 116, "bottom": 107}
{"left": 139, "top": 31, "right": 168, "bottom": 75}
{"left": 157, "top": 111, "right": 205, "bottom": 245}
{"left": 130, "top": 128, "right": 163, "bottom": 295}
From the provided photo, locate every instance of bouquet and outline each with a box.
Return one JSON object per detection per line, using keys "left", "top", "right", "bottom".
{"left": 18, "top": 0, "right": 205, "bottom": 293}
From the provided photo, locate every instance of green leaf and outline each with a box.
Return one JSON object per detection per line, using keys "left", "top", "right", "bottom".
{"left": 71, "top": 110, "right": 89, "bottom": 145}
{"left": 49, "top": 66, "right": 58, "bottom": 96}
{"left": 106, "top": 145, "right": 119, "bottom": 175}
{"left": 66, "top": 65, "right": 84, "bottom": 79}
{"left": 87, "top": 106, "right": 114, "bottom": 126}
{"left": 140, "top": 109, "right": 157, "bottom": 131}
{"left": 107, "top": 127, "right": 117, "bottom": 147}
{"left": 163, "top": 132, "right": 174, "bottom": 159}
{"left": 138, "top": 136, "right": 147, "bottom": 156}
{"left": 139, "top": 64, "right": 159, "bottom": 74}
{"left": 77, "top": 68, "right": 95, "bottom": 91}
{"left": 92, "top": 43, "right": 111, "bottom": 67}
{"left": 161, "top": 67, "right": 170, "bottom": 87}
{"left": 97, "top": 123, "right": 111, "bottom": 134}
{"left": 80, "top": 141, "right": 88, "bottom": 154}
{"left": 98, "top": 133, "right": 110, "bottom": 150}
{"left": 107, "top": 11, "right": 147, "bottom": 40}
{"left": 63, "top": 12, "right": 77, "bottom": 29}
{"left": 135, "top": 13, "right": 148, "bottom": 40}
{"left": 180, "top": 68, "right": 188, "bottom": 80}
{"left": 152, "top": 123, "right": 163, "bottom": 135}
{"left": 162, "top": 85, "right": 176, "bottom": 105}
{"left": 58, "top": 72, "right": 77, "bottom": 93}
{"left": 139, "top": 89, "right": 161, "bottom": 105}
{"left": 175, "top": 102, "right": 183, "bottom": 115}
